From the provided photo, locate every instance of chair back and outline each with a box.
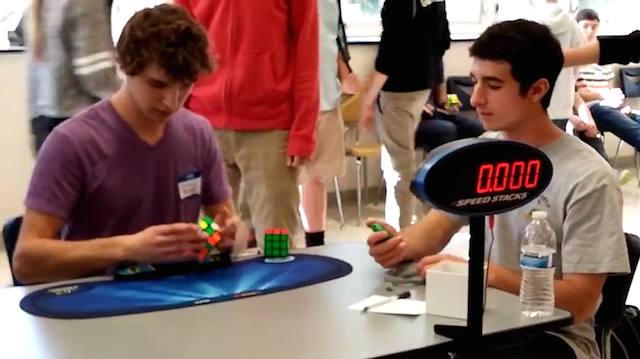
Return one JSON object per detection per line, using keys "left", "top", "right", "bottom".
{"left": 446, "top": 76, "right": 475, "bottom": 111}
{"left": 595, "top": 233, "right": 640, "bottom": 329}
{"left": 620, "top": 67, "right": 640, "bottom": 99}
{"left": 340, "top": 92, "right": 363, "bottom": 126}
{"left": 2, "top": 216, "right": 23, "bottom": 286}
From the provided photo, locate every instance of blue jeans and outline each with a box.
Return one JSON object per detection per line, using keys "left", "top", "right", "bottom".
{"left": 590, "top": 103, "right": 640, "bottom": 151}
{"left": 30, "top": 115, "right": 69, "bottom": 154}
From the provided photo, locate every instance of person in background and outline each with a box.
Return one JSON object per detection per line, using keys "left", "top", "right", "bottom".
{"left": 534, "top": 2, "right": 607, "bottom": 157}
{"left": 574, "top": 9, "right": 640, "bottom": 155}
{"left": 176, "top": 0, "right": 319, "bottom": 249}
{"left": 28, "top": 0, "right": 119, "bottom": 153}
{"left": 564, "top": 29, "right": 640, "bottom": 67}
{"left": 361, "top": 0, "right": 450, "bottom": 230}
{"left": 414, "top": 59, "right": 484, "bottom": 153}
{"left": 300, "top": 0, "right": 359, "bottom": 247}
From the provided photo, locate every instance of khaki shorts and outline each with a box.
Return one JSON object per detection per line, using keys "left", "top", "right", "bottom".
{"left": 300, "top": 109, "right": 345, "bottom": 183}
{"left": 214, "top": 129, "right": 301, "bottom": 248}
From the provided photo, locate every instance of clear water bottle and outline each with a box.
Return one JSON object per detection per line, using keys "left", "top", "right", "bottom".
{"left": 520, "top": 211, "right": 557, "bottom": 318}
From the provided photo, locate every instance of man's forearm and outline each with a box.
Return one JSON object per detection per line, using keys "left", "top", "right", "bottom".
{"left": 578, "top": 88, "right": 603, "bottom": 102}
{"left": 337, "top": 53, "right": 350, "bottom": 81}
{"left": 489, "top": 264, "right": 602, "bottom": 323}
{"left": 363, "top": 71, "right": 389, "bottom": 105}
{"left": 402, "top": 211, "right": 461, "bottom": 261}
{"left": 564, "top": 41, "right": 600, "bottom": 67}
{"left": 13, "top": 236, "right": 127, "bottom": 284}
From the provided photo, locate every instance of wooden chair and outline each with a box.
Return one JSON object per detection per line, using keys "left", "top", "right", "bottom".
{"left": 335, "top": 91, "right": 381, "bottom": 226}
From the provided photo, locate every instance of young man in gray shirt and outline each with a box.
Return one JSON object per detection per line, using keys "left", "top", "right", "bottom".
{"left": 366, "top": 20, "right": 629, "bottom": 358}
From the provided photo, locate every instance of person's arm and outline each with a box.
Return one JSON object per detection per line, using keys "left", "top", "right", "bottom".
{"left": 575, "top": 66, "right": 605, "bottom": 102}
{"left": 360, "top": 71, "right": 388, "bottom": 129}
{"left": 360, "top": 1, "right": 406, "bottom": 129}
{"left": 338, "top": 53, "right": 359, "bottom": 95}
{"left": 402, "top": 210, "right": 463, "bottom": 260}
{"left": 577, "top": 86, "right": 604, "bottom": 102}
{"left": 13, "top": 209, "right": 125, "bottom": 283}
{"left": 66, "top": 0, "right": 119, "bottom": 99}
{"left": 571, "top": 91, "right": 599, "bottom": 137}
{"left": 286, "top": 0, "right": 320, "bottom": 160}
{"left": 366, "top": 210, "right": 463, "bottom": 268}
{"left": 565, "top": 31, "right": 640, "bottom": 67}
{"left": 488, "top": 265, "right": 605, "bottom": 324}
{"left": 598, "top": 30, "right": 640, "bottom": 65}
{"left": 433, "top": 82, "right": 448, "bottom": 108}
{"left": 564, "top": 41, "right": 600, "bottom": 67}
{"left": 13, "top": 209, "right": 207, "bottom": 284}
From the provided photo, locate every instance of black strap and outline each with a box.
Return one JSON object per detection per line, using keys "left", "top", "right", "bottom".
{"left": 336, "top": 0, "right": 352, "bottom": 72}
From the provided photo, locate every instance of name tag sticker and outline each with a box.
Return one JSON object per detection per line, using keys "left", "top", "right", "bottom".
{"left": 178, "top": 170, "right": 202, "bottom": 199}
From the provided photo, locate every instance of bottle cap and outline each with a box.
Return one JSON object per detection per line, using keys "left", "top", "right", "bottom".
{"left": 531, "top": 211, "right": 548, "bottom": 220}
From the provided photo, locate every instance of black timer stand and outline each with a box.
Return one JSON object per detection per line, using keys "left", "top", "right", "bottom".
{"left": 433, "top": 216, "right": 485, "bottom": 348}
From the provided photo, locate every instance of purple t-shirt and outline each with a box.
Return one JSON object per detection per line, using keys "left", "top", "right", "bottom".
{"left": 25, "top": 100, "right": 231, "bottom": 240}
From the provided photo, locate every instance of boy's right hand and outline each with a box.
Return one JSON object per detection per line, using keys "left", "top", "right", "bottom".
{"left": 121, "top": 223, "right": 208, "bottom": 264}
{"left": 365, "top": 218, "right": 407, "bottom": 268}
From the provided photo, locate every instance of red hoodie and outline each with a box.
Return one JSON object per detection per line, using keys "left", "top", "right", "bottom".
{"left": 175, "top": 0, "right": 319, "bottom": 157}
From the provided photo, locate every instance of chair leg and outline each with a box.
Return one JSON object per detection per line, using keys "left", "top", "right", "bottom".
{"left": 614, "top": 139, "right": 624, "bottom": 167}
{"left": 375, "top": 171, "right": 384, "bottom": 206}
{"left": 363, "top": 157, "right": 369, "bottom": 206}
{"left": 635, "top": 150, "right": 640, "bottom": 187}
{"left": 356, "top": 156, "right": 363, "bottom": 226}
{"left": 333, "top": 177, "right": 345, "bottom": 228}
{"left": 601, "top": 329, "right": 611, "bottom": 359}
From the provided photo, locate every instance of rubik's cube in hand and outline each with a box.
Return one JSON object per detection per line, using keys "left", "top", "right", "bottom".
{"left": 264, "top": 228, "right": 289, "bottom": 258}
{"left": 446, "top": 94, "right": 460, "bottom": 106}
{"left": 198, "top": 216, "right": 221, "bottom": 261}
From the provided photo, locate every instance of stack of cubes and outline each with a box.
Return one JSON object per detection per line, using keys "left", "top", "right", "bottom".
{"left": 198, "top": 216, "right": 221, "bottom": 261}
{"left": 264, "top": 228, "right": 290, "bottom": 259}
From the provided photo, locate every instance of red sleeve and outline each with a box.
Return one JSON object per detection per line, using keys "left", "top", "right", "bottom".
{"left": 286, "top": 0, "right": 319, "bottom": 157}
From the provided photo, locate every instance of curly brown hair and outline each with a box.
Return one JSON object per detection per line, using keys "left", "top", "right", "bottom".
{"left": 116, "top": 4, "right": 213, "bottom": 83}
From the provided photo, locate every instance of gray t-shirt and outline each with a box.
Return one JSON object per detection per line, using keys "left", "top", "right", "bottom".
{"left": 25, "top": 100, "right": 231, "bottom": 241}
{"left": 451, "top": 132, "right": 629, "bottom": 358}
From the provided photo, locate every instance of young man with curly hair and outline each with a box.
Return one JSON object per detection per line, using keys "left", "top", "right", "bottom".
{"left": 13, "top": 4, "right": 238, "bottom": 284}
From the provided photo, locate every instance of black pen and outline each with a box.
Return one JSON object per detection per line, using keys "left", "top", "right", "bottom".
{"left": 362, "top": 291, "right": 411, "bottom": 313}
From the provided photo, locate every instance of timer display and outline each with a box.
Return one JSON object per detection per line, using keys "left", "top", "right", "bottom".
{"left": 411, "top": 138, "right": 553, "bottom": 216}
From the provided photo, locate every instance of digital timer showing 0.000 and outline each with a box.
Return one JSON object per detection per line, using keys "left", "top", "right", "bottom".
{"left": 475, "top": 159, "right": 541, "bottom": 194}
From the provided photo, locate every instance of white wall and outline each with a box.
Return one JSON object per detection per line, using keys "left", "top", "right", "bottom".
{"left": 0, "top": 52, "right": 33, "bottom": 222}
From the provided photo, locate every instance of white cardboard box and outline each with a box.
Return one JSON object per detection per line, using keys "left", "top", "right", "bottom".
{"left": 425, "top": 261, "right": 486, "bottom": 319}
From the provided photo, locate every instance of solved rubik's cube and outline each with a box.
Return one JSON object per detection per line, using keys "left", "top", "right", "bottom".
{"left": 198, "top": 216, "right": 221, "bottom": 261}
{"left": 264, "top": 228, "right": 289, "bottom": 258}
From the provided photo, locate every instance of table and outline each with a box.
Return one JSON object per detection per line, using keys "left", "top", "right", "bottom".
{"left": 0, "top": 242, "right": 572, "bottom": 359}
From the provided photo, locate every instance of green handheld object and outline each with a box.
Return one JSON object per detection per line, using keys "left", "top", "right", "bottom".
{"left": 369, "top": 223, "right": 392, "bottom": 242}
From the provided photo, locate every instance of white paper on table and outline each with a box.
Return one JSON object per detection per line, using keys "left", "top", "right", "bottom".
{"left": 348, "top": 295, "right": 426, "bottom": 316}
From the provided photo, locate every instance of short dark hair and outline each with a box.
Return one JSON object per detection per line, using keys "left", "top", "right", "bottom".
{"left": 469, "top": 19, "right": 563, "bottom": 109}
{"left": 116, "top": 4, "right": 212, "bottom": 83}
{"left": 575, "top": 9, "right": 600, "bottom": 23}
